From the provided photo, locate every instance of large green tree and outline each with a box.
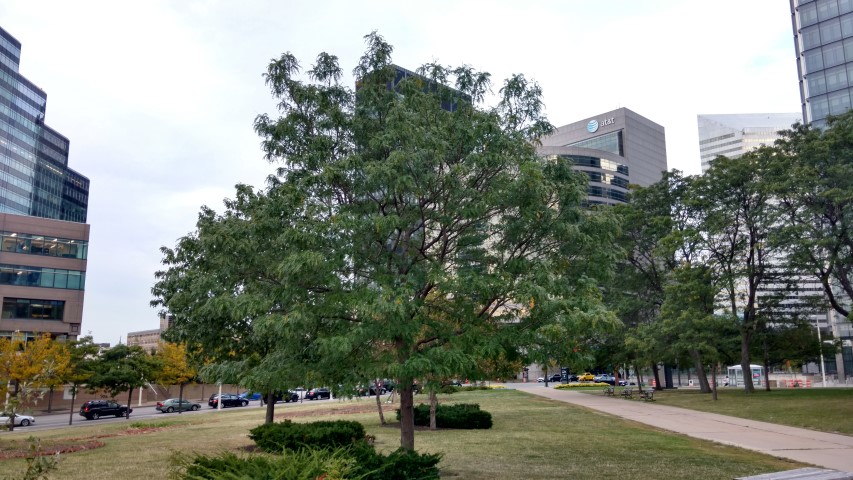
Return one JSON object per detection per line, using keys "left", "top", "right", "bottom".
{"left": 770, "top": 112, "right": 853, "bottom": 320}
{"left": 154, "top": 33, "right": 619, "bottom": 450}
{"left": 691, "top": 150, "right": 786, "bottom": 393}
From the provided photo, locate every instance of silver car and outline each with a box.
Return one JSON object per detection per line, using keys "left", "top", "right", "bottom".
{"left": 0, "top": 413, "right": 35, "bottom": 427}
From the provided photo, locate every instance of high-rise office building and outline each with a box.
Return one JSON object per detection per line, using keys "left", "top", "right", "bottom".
{"left": 0, "top": 26, "right": 90, "bottom": 341}
{"left": 697, "top": 113, "right": 801, "bottom": 172}
{"left": 791, "top": 0, "right": 853, "bottom": 127}
{"left": 539, "top": 107, "right": 667, "bottom": 205}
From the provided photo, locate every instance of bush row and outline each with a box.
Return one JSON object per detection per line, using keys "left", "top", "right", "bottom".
{"left": 174, "top": 419, "right": 440, "bottom": 480}
{"left": 439, "top": 384, "right": 505, "bottom": 394}
{"left": 397, "top": 403, "right": 493, "bottom": 429}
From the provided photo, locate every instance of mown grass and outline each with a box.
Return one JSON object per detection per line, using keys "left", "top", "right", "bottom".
{"left": 0, "top": 390, "right": 804, "bottom": 479}
{"left": 635, "top": 387, "right": 853, "bottom": 435}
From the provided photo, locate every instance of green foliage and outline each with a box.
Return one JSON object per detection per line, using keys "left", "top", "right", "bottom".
{"left": 397, "top": 403, "right": 493, "bottom": 429}
{"left": 172, "top": 449, "right": 359, "bottom": 480}
{"left": 249, "top": 420, "right": 366, "bottom": 453}
{"left": 87, "top": 344, "right": 161, "bottom": 401}
{"left": 153, "top": 32, "right": 620, "bottom": 448}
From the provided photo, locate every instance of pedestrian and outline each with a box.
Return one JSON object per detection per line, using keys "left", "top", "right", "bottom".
{"left": 723, "top": 375, "right": 730, "bottom": 387}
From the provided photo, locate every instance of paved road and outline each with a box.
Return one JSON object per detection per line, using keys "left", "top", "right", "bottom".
{"left": 2, "top": 396, "right": 336, "bottom": 434}
{"left": 511, "top": 383, "right": 853, "bottom": 472}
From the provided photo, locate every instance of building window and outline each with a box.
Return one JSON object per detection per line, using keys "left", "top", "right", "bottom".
{"left": 0, "top": 232, "right": 87, "bottom": 259}
{"left": 2, "top": 298, "right": 65, "bottom": 320}
{"left": 0, "top": 264, "right": 85, "bottom": 290}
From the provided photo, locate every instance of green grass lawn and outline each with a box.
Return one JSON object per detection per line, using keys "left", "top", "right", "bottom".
{"left": 630, "top": 387, "right": 853, "bottom": 435}
{"left": 0, "top": 390, "right": 804, "bottom": 479}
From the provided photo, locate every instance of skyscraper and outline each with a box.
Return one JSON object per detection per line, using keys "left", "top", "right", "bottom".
{"left": 0, "top": 26, "right": 90, "bottom": 341}
{"left": 790, "top": 0, "right": 853, "bottom": 127}
{"left": 539, "top": 107, "right": 667, "bottom": 205}
{"left": 697, "top": 113, "right": 801, "bottom": 172}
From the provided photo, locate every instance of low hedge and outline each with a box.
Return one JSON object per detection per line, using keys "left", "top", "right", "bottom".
{"left": 397, "top": 403, "right": 493, "bottom": 429}
{"left": 554, "top": 382, "right": 611, "bottom": 389}
{"left": 249, "top": 419, "right": 366, "bottom": 452}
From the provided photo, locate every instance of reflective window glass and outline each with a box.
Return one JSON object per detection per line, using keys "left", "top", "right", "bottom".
{"left": 801, "top": 2, "right": 819, "bottom": 26}
{"left": 805, "top": 48, "right": 825, "bottom": 73}
{"left": 824, "top": 42, "right": 845, "bottom": 67}
{"left": 841, "top": 0, "right": 853, "bottom": 13}
{"left": 808, "top": 71, "right": 828, "bottom": 95}
{"left": 810, "top": 94, "right": 831, "bottom": 120}
{"left": 828, "top": 89, "right": 852, "bottom": 113}
{"left": 826, "top": 64, "right": 849, "bottom": 91}
{"left": 822, "top": 18, "right": 843, "bottom": 44}
{"left": 842, "top": 13, "right": 853, "bottom": 37}
{"left": 844, "top": 37, "right": 853, "bottom": 61}
{"left": 803, "top": 24, "right": 822, "bottom": 49}
{"left": 39, "top": 268, "right": 54, "bottom": 288}
{"left": 818, "top": 0, "right": 840, "bottom": 21}
{"left": 845, "top": 61, "right": 853, "bottom": 81}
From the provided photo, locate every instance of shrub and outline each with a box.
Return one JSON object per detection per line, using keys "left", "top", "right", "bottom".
{"left": 398, "top": 403, "right": 493, "bottom": 429}
{"left": 249, "top": 419, "right": 366, "bottom": 453}
{"left": 439, "top": 385, "right": 459, "bottom": 394}
{"left": 172, "top": 449, "right": 358, "bottom": 480}
{"left": 173, "top": 445, "right": 440, "bottom": 480}
{"left": 554, "top": 382, "right": 611, "bottom": 389}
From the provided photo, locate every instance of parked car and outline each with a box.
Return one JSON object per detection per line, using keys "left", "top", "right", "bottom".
{"left": 536, "top": 377, "right": 545, "bottom": 382}
{"left": 305, "top": 388, "right": 331, "bottom": 400}
{"left": 238, "top": 391, "right": 262, "bottom": 401}
{"left": 156, "top": 398, "right": 201, "bottom": 413}
{"left": 566, "top": 374, "right": 579, "bottom": 382}
{"left": 596, "top": 374, "right": 616, "bottom": 385}
{"left": 0, "top": 413, "right": 34, "bottom": 427}
{"left": 578, "top": 372, "right": 595, "bottom": 382}
{"left": 79, "top": 400, "right": 132, "bottom": 420}
{"left": 549, "top": 374, "right": 562, "bottom": 383}
{"left": 208, "top": 393, "right": 249, "bottom": 408}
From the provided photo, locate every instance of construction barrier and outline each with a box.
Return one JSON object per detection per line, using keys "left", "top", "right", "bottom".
{"left": 782, "top": 379, "right": 812, "bottom": 388}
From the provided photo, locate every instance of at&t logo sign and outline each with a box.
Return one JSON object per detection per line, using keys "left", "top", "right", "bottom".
{"left": 587, "top": 120, "right": 599, "bottom": 133}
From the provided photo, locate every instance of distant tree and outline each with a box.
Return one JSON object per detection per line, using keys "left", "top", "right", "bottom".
{"left": 155, "top": 342, "right": 197, "bottom": 412}
{"left": 154, "top": 32, "right": 620, "bottom": 450}
{"left": 26, "top": 334, "right": 71, "bottom": 413}
{"left": 64, "top": 335, "right": 100, "bottom": 426}
{"left": 0, "top": 334, "right": 44, "bottom": 431}
{"left": 88, "top": 344, "right": 161, "bottom": 419}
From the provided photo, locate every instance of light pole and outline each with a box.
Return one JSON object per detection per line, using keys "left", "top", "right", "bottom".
{"left": 817, "top": 322, "right": 828, "bottom": 388}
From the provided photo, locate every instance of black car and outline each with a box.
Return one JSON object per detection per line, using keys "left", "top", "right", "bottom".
{"left": 305, "top": 388, "right": 331, "bottom": 400}
{"left": 548, "top": 374, "right": 562, "bottom": 383}
{"left": 79, "top": 400, "right": 132, "bottom": 420}
{"left": 208, "top": 393, "right": 249, "bottom": 408}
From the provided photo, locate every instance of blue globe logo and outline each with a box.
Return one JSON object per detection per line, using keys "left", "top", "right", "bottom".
{"left": 587, "top": 120, "right": 599, "bottom": 133}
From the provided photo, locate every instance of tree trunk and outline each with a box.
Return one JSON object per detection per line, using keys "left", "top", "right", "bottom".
{"left": 178, "top": 383, "right": 184, "bottom": 414}
{"left": 741, "top": 333, "right": 755, "bottom": 393}
{"left": 690, "top": 349, "right": 712, "bottom": 393}
{"left": 399, "top": 382, "right": 415, "bottom": 450}
{"left": 429, "top": 390, "right": 437, "bottom": 431}
{"left": 47, "top": 386, "right": 54, "bottom": 413}
{"left": 264, "top": 392, "right": 275, "bottom": 424}
{"left": 126, "top": 388, "right": 133, "bottom": 419}
{"left": 652, "top": 363, "right": 662, "bottom": 391}
{"left": 711, "top": 363, "right": 718, "bottom": 401}
{"left": 762, "top": 336, "right": 772, "bottom": 392}
{"left": 543, "top": 367, "right": 549, "bottom": 387}
{"left": 68, "top": 386, "right": 76, "bottom": 426}
{"left": 374, "top": 380, "right": 386, "bottom": 425}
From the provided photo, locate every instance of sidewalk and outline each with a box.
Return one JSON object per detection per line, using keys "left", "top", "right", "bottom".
{"left": 513, "top": 384, "right": 853, "bottom": 472}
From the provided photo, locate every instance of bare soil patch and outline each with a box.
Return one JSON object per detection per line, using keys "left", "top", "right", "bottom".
{"left": 0, "top": 425, "right": 177, "bottom": 460}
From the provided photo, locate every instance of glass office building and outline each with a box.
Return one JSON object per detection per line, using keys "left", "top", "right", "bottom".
{"left": 791, "top": 0, "right": 853, "bottom": 127}
{"left": 0, "top": 26, "right": 90, "bottom": 341}
{"left": 539, "top": 108, "right": 667, "bottom": 206}
{"left": 697, "top": 113, "right": 801, "bottom": 172}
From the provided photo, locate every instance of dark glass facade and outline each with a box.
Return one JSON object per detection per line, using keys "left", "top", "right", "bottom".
{"left": 565, "top": 131, "right": 624, "bottom": 157}
{"left": 0, "top": 26, "right": 88, "bottom": 222}
{"left": 792, "top": 0, "right": 853, "bottom": 127}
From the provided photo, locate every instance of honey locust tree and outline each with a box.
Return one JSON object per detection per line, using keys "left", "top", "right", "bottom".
{"left": 153, "top": 33, "right": 620, "bottom": 450}
{"left": 155, "top": 342, "right": 197, "bottom": 412}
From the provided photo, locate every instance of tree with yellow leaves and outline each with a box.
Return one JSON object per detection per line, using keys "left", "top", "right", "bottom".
{"left": 155, "top": 342, "right": 197, "bottom": 412}
{"left": 0, "top": 333, "right": 69, "bottom": 430}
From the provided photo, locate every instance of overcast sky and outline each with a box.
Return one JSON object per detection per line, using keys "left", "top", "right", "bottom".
{"left": 1, "top": 1, "right": 800, "bottom": 344}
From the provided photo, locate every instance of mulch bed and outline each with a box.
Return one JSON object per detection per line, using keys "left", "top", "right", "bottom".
{"left": 0, "top": 425, "right": 177, "bottom": 460}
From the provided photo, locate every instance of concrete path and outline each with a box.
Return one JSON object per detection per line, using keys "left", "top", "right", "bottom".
{"left": 512, "top": 384, "right": 853, "bottom": 472}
